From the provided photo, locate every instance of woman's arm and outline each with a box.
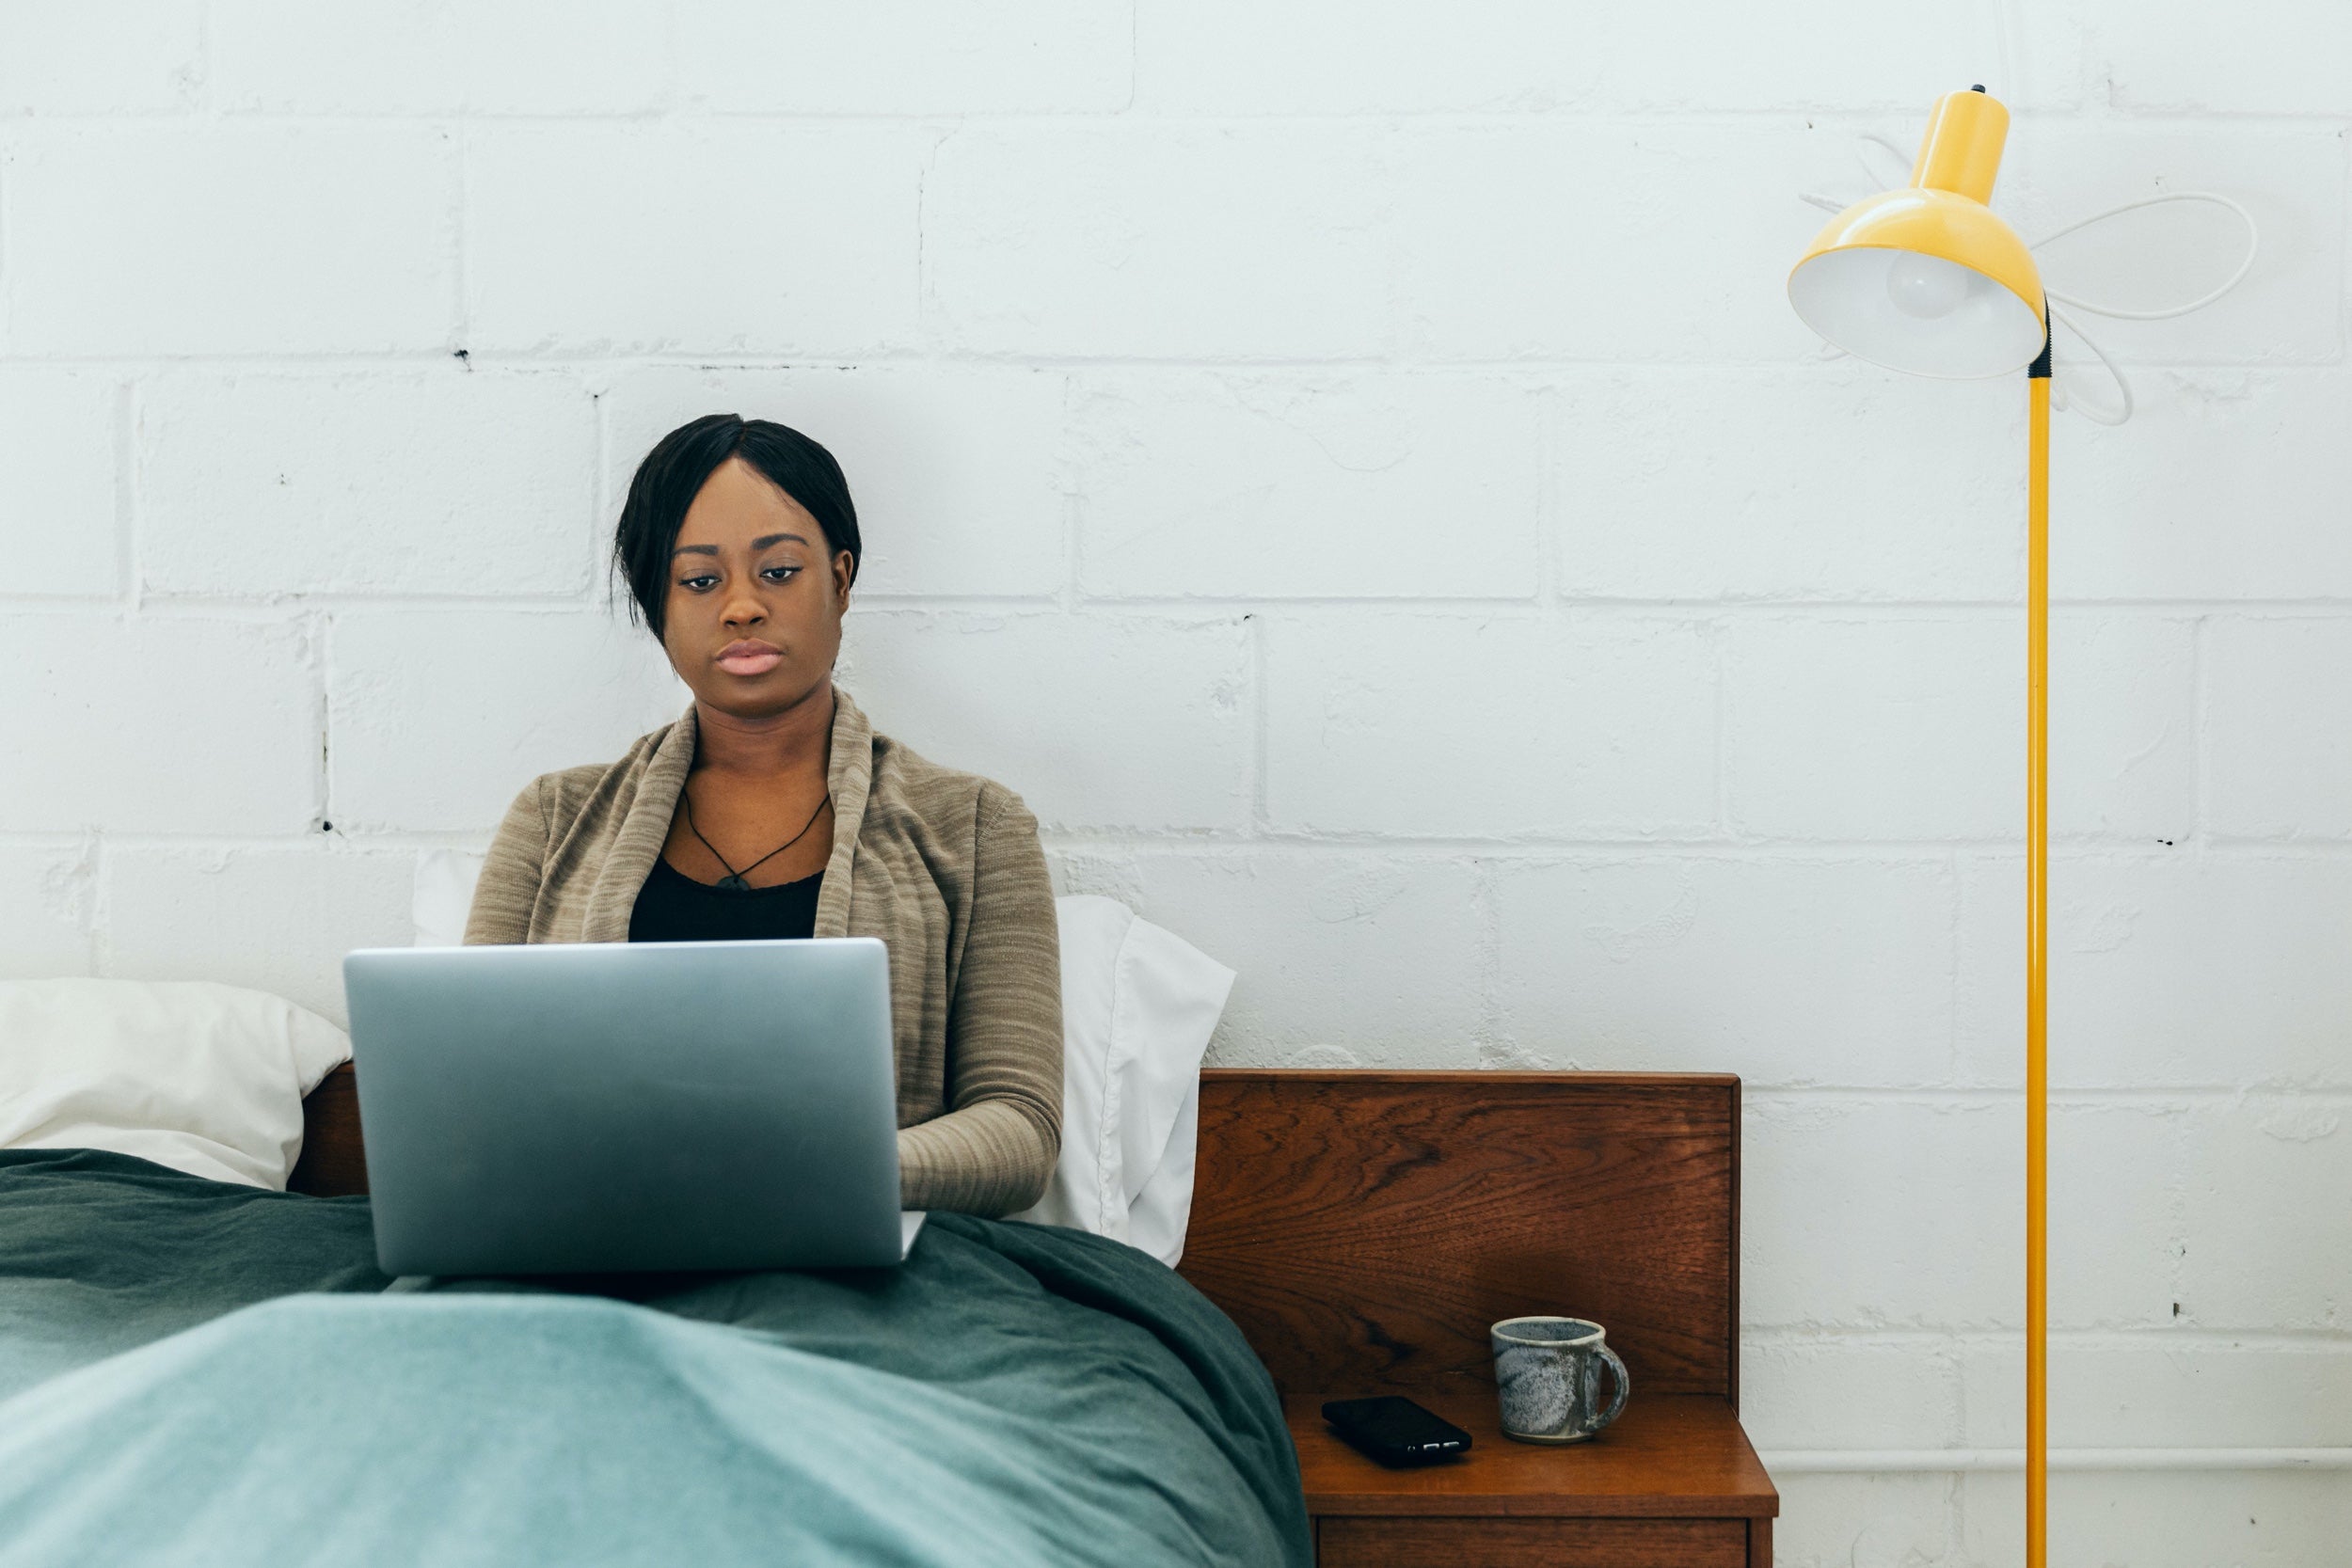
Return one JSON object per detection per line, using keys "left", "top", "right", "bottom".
{"left": 463, "top": 779, "right": 550, "bottom": 946}
{"left": 898, "top": 784, "right": 1064, "bottom": 1216}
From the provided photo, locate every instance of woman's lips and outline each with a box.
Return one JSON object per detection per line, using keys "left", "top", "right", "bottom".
{"left": 717, "top": 649, "right": 783, "bottom": 675}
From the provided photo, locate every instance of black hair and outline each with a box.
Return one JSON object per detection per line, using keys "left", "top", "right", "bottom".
{"left": 609, "top": 413, "right": 861, "bottom": 641}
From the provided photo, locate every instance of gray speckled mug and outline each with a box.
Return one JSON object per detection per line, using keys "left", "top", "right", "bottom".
{"left": 1490, "top": 1316, "right": 1630, "bottom": 1444}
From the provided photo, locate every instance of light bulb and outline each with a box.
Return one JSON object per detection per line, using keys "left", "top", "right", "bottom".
{"left": 1884, "top": 254, "right": 1970, "bottom": 319}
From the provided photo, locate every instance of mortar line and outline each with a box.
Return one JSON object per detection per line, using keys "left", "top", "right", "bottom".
{"left": 1947, "top": 845, "right": 1964, "bottom": 1083}
{"left": 1121, "top": 0, "right": 1138, "bottom": 116}
{"left": 1762, "top": 1447, "right": 2352, "bottom": 1474}
{"left": 0, "top": 124, "right": 10, "bottom": 352}
{"left": 89, "top": 832, "right": 111, "bottom": 978}
{"left": 2191, "top": 612, "right": 2212, "bottom": 847}
{"left": 195, "top": 0, "right": 215, "bottom": 118}
{"left": 312, "top": 610, "right": 332, "bottom": 832}
{"left": 123, "top": 378, "right": 145, "bottom": 612}
{"left": 1533, "top": 379, "right": 1561, "bottom": 606}
{"left": 7, "top": 349, "right": 2346, "bottom": 376}
{"left": 451, "top": 116, "right": 469, "bottom": 354}
{"left": 29, "top": 591, "right": 2352, "bottom": 616}
{"left": 114, "top": 379, "right": 136, "bottom": 609}
{"left": 590, "top": 384, "right": 611, "bottom": 609}
{"left": 1743, "top": 1325, "right": 2352, "bottom": 1347}
{"left": 16, "top": 106, "right": 2349, "bottom": 128}
{"left": 1470, "top": 852, "right": 1502, "bottom": 1064}
{"left": 1713, "top": 615, "right": 1734, "bottom": 839}
{"left": 27, "top": 825, "right": 2342, "bottom": 859}
{"left": 1058, "top": 379, "right": 1082, "bottom": 613}
{"left": 913, "top": 123, "right": 942, "bottom": 356}
{"left": 1744, "top": 1085, "right": 2352, "bottom": 1103}
{"left": 1248, "top": 611, "right": 1268, "bottom": 836}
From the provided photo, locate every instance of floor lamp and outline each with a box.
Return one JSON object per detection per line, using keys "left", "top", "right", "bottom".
{"left": 1787, "top": 85, "right": 2058, "bottom": 1566}
{"left": 1786, "top": 82, "right": 2259, "bottom": 1565}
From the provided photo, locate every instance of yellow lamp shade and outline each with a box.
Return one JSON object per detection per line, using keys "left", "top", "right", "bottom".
{"left": 1788, "top": 88, "right": 2046, "bottom": 379}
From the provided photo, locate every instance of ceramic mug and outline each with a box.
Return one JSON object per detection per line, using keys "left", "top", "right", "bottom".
{"left": 1490, "top": 1316, "right": 1631, "bottom": 1444}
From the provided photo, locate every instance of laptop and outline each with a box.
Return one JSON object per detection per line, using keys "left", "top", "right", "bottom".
{"left": 341, "top": 936, "right": 923, "bottom": 1277}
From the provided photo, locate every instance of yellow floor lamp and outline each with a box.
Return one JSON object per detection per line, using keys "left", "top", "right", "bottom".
{"left": 1788, "top": 85, "right": 2058, "bottom": 1566}
{"left": 1787, "top": 81, "right": 2255, "bottom": 1564}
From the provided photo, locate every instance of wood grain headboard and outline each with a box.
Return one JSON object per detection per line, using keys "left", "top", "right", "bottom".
{"left": 292, "top": 1064, "right": 1740, "bottom": 1407}
{"left": 1175, "top": 1069, "right": 1740, "bottom": 1407}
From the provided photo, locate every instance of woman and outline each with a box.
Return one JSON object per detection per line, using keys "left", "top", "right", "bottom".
{"left": 462, "top": 414, "right": 1062, "bottom": 1217}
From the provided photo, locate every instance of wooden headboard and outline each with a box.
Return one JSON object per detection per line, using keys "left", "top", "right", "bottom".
{"left": 292, "top": 1064, "right": 1740, "bottom": 1407}
{"left": 1175, "top": 1069, "right": 1740, "bottom": 1407}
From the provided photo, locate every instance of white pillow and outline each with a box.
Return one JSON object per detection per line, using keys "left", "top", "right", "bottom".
{"left": 0, "top": 978, "right": 352, "bottom": 1190}
{"left": 412, "top": 850, "right": 1235, "bottom": 1263}
{"left": 1011, "top": 895, "right": 1234, "bottom": 1266}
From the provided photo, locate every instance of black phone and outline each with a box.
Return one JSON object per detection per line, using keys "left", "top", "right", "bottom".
{"left": 1320, "top": 1396, "right": 1473, "bottom": 1466}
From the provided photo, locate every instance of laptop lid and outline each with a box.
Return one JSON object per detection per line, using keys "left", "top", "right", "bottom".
{"left": 342, "top": 937, "right": 910, "bottom": 1277}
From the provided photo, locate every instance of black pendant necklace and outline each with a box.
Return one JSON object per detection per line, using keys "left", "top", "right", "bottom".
{"left": 683, "top": 784, "right": 830, "bottom": 892}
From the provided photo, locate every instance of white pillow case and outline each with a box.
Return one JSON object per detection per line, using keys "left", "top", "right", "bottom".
{"left": 412, "top": 849, "right": 1233, "bottom": 1263}
{"left": 1009, "top": 895, "right": 1234, "bottom": 1266}
{"left": 0, "top": 978, "right": 352, "bottom": 1190}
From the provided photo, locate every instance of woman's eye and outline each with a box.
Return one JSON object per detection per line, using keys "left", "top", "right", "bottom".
{"left": 679, "top": 567, "right": 799, "bottom": 592}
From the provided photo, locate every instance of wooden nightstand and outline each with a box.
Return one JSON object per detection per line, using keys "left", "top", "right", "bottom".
{"left": 1292, "top": 1391, "right": 1773, "bottom": 1567}
{"left": 1177, "top": 1071, "right": 1779, "bottom": 1568}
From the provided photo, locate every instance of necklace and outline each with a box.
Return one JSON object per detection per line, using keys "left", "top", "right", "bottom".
{"left": 682, "top": 784, "right": 831, "bottom": 892}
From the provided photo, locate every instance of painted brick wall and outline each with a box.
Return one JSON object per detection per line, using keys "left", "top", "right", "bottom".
{"left": 4, "top": 6, "right": 2346, "bottom": 1561}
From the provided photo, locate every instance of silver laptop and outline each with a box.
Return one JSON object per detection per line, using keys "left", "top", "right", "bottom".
{"left": 341, "top": 937, "right": 922, "bottom": 1277}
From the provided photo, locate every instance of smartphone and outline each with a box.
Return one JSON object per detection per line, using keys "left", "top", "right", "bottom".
{"left": 1320, "top": 1396, "right": 1474, "bottom": 1466}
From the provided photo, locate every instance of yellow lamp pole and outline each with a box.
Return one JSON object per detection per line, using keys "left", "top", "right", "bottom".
{"left": 2026, "top": 328, "right": 2050, "bottom": 1565}
{"left": 1788, "top": 86, "right": 2053, "bottom": 1567}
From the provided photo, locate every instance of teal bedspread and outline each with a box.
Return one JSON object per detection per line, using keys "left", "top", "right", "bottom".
{"left": 0, "top": 1149, "right": 1309, "bottom": 1567}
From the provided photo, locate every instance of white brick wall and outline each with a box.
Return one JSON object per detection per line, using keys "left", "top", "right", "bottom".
{"left": 137, "top": 368, "right": 601, "bottom": 599}
{"left": 468, "top": 123, "right": 930, "bottom": 356}
{"left": 4, "top": 6, "right": 2345, "bottom": 1560}
{"left": 5, "top": 124, "right": 458, "bottom": 355}
{"left": 1069, "top": 371, "right": 1545, "bottom": 599}
{"left": 1264, "top": 612, "right": 1720, "bottom": 834}
{"left": 926, "top": 124, "right": 1396, "bottom": 359}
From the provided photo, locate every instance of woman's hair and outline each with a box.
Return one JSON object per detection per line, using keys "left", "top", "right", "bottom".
{"left": 610, "top": 413, "right": 862, "bottom": 641}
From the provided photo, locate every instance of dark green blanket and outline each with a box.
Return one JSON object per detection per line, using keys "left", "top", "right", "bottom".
{"left": 0, "top": 1149, "right": 1309, "bottom": 1567}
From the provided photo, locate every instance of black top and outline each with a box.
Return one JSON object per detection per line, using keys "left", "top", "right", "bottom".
{"left": 627, "top": 854, "right": 824, "bottom": 943}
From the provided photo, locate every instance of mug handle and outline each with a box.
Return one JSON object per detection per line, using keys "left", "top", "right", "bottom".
{"left": 1592, "top": 1343, "right": 1631, "bottom": 1433}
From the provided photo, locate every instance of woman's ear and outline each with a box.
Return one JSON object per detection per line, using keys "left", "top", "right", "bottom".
{"left": 833, "top": 549, "right": 855, "bottom": 612}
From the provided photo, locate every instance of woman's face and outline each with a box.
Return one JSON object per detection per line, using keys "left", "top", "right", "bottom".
{"left": 660, "top": 456, "right": 855, "bottom": 716}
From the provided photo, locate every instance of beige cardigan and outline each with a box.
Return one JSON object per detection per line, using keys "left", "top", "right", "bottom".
{"left": 460, "top": 685, "right": 1063, "bottom": 1216}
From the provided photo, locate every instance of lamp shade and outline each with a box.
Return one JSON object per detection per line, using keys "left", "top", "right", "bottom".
{"left": 1788, "top": 88, "right": 2045, "bottom": 378}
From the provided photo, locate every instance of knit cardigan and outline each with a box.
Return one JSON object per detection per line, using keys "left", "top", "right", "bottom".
{"left": 461, "top": 684, "right": 1063, "bottom": 1217}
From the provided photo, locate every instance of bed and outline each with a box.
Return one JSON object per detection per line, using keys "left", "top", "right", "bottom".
{"left": 0, "top": 1066, "right": 1772, "bottom": 1566}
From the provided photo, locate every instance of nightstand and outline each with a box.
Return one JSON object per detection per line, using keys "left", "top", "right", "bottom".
{"left": 1175, "top": 1071, "right": 1780, "bottom": 1568}
{"left": 1292, "top": 1391, "right": 1773, "bottom": 1566}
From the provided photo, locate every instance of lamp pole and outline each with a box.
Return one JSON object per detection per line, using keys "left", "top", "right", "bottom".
{"left": 2026, "top": 311, "right": 2052, "bottom": 1568}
